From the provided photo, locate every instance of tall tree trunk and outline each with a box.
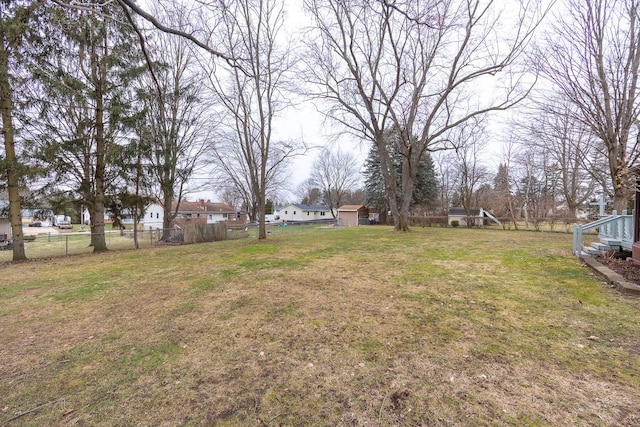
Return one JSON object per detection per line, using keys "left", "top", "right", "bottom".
{"left": 507, "top": 181, "right": 519, "bottom": 230}
{"left": 257, "top": 161, "right": 267, "bottom": 239}
{"left": 257, "top": 195, "right": 266, "bottom": 239}
{"left": 89, "top": 31, "right": 108, "bottom": 252}
{"left": 376, "top": 134, "right": 402, "bottom": 230}
{"left": 613, "top": 186, "right": 630, "bottom": 213}
{"left": 0, "top": 42, "right": 26, "bottom": 261}
{"left": 161, "top": 183, "right": 174, "bottom": 240}
{"left": 612, "top": 160, "right": 633, "bottom": 212}
{"left": 133, "top": 148, "right": 142, "bottom": 249}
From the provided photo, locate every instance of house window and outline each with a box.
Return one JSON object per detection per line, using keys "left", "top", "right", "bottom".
{"left": 285, "top": 210, "right": 288, "bottom": 214}
{"left": 320, "top": 212, "right": 325, "bottom": 216}
{"left": 209, "top": 215, "right": 213, "bottom": 220}
{"left": 156, "top": 213, "right": 159, "bottom": 219}
{"left": 223, "top": 213, "right": 227, "bottom": 219}
{"left": 293, "top": 211, "right": 297, "bottom": 215}
{"left": 307, "top": 212, "right": 310, "bottom": 216}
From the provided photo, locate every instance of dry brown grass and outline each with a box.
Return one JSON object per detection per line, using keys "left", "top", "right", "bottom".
{"left": 1, "top": 226, "right": 640, "bottom": 426}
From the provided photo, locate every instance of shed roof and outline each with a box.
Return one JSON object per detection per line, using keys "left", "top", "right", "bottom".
{"left": 337, "top": 205, "right": 368, "bottom": 212}
{"left": 448, "top": 207, "right": 482, "bottom": 216}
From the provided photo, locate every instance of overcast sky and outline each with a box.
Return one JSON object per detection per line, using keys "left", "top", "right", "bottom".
{"left": 183, "top": 0, "right": 518, "bottom": 204}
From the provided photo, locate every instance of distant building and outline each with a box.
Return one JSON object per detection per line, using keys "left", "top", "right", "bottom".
{"left": 172, "top": 200, "right": 237, "bottom": 225}
{"left": 337, "top": 205, "right": 369, "bottom": 226}
{"left": 275, "top": 204, "right": 331, "bottom": 222}
{"left": 447, "top": 207, "right": 500, "bottom": 226}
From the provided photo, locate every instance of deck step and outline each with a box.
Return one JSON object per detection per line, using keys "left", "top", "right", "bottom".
{"left": 591, "top": 242, "right": 613, "bottom": 252}
{"left": 599, "top": 237, "right": 622, "bottom": 247}
{"left": 582, "top": 246, "right": 601, "bottom": 256}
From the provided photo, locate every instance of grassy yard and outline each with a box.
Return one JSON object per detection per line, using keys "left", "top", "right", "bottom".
{"left": 1, "top": 226, "right": 639, "bottom": 426}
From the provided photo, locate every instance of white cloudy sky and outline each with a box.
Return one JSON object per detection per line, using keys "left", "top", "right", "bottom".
{"left": 182, "top": 0, "right": 522, "bottom": 203}
{"left": 184, "top": 1, "right": 369, "bottom": 203}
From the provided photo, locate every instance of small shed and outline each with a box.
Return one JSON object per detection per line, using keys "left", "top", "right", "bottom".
{"left": 448, "top": 207, "right": 500, "bottom": 226}
{"left": 337, "top": 205, "right": 369, "bottom": 226}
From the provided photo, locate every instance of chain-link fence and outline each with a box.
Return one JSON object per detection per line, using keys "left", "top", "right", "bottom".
{"left": 0, "top": 229, "right": 164, "bottom": 261}
{"left": 0, "top": 222, "right": 331, "bottom": 262}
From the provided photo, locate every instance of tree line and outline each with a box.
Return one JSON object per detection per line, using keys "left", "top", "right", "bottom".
{"left": 2, "top": 0, "right": 640, "bottom": 261}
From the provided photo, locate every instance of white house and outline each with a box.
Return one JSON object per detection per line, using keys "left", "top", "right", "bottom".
{"left": 82, "top": 199, "right": 237, "bottom": 229}
{"left": 82, "top": 203, "right": 161, "bottom": 229}
{"left": 275, "top": 204, "right": 331, "bottom": 222}
{"left": 81, "top": 207, "right": 112, "bottom": 226}
{"left": 141, "top": 203, "right": 164, "bottom": 229}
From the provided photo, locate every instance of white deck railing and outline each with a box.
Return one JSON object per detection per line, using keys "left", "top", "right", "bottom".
{"left": 573, "top": 210, "right": 633, "bottom": 256}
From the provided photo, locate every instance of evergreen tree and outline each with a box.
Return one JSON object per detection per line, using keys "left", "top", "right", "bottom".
{"left": 364, "top": 138, "right": 437, "bottom": 219}
{"left": 29, "top": 2, "right": 144, "bottom": 252}
{"left": 412, "top": 152, "right": 438, "bottom": 208}
{"left": 364, "top": 146, "right": 387, "bottom": 216}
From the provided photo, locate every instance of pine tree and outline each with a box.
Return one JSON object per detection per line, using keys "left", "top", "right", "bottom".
{"left": 364, "top": 137, "right": 437, "bottom": 221}
{"left": 29, "top": 2, "right": 144, "bottom": 252}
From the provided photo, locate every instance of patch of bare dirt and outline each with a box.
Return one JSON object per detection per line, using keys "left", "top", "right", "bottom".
{"left": 597, "top": 251, "right": 640, "bottom": 285}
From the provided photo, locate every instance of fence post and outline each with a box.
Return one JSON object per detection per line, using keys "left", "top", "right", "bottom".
{"left": 65, "top": 235, "right": 68, "bottom": 257}
{"left": 611, "top": 210, "right": 618, "bottom": 240}
{"left": 573, "top": 223, "right": 584, "bottom": 256}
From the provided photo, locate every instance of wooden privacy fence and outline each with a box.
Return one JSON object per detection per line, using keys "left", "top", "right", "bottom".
{"left": 184, "top": 223, "right": 229, "bottom": 244}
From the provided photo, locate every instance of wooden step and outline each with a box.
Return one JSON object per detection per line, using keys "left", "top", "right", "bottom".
{"left": 599, "top": 237, "right": 621, "bottom": 247}
{"left": 591, "top": 242, "right": 613, "bottom": 252}
{"left": 582, "top": 246, "right": 601, "bottom": 256}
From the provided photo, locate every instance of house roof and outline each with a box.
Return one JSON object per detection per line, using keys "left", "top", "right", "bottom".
{"left": 172, "top": 200, "right": 236, "bottom": 214}
{"left": 449, "top": 207, "right": 482, "bottom": 216}
{"left": 337, "top": 205, "right": 368, "bottom": 212}
{"left": 278, "top": 204, "right": 330, "bottom": 212}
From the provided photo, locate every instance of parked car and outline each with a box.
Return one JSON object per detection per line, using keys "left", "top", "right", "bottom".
{"left": 28, "top": 221, "right": 42, "bottom": 227}
{"left": 58, "top": 221, "right": 73, "bottom": 229}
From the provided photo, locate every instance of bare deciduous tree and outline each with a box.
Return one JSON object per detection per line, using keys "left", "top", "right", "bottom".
{"left": 296, "top": 179, "right": 323, "bottom": 205}
{"left": 539, "top": 0, "right": 640, "bottom": 212}
{"left": 309, "top": 147, "right": 361, "bottom": 217}
{"left": 497, "top": 140, "right": 521, "bottom": 229}
{"left": 205, "top": 0, "right": 305, "bottom": 239}
{"left": 136, "top": 11, "right": 209, "bottom": 239}
{"left": 432, "top": 151, "right": 458, "bottom": 216}
{"left": 304, "top": 0, "right": 548, "bottom": 231}
{"left": 451, "top": 120, "right": 490, "bottom": 217}
{"left": 522, "top": 97, "right": 596, "bottom": 218}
